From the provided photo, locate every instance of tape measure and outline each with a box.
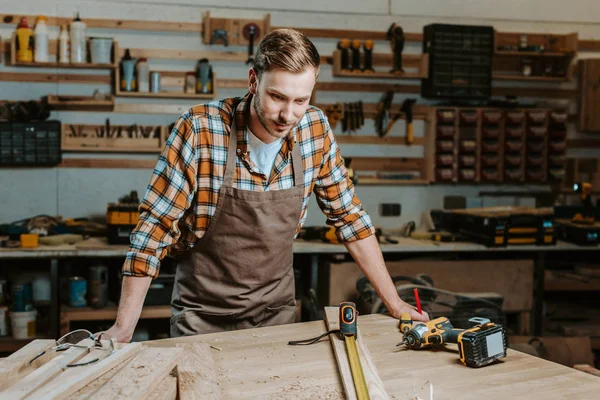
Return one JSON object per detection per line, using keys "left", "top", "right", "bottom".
{"left": 339, "top": 302, "right": 370, "bottom": 400}
{"left": 288, "top": 302, "right": 371, "bottom": 399}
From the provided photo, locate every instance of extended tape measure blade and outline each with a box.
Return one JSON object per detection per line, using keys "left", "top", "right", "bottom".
{"left": 345, "top": 335, "right": 370, "bottom": 400}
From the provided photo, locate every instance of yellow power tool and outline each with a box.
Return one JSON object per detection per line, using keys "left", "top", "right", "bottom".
{"left": 397, "top": 313, "right": 507, "bottom": 368}
{"left": 572, "top": 182, "right": 595, "bottom": 225}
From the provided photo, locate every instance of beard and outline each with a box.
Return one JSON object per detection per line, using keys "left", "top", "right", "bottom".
{"left": 253, "top": 91, "right": 296, "bottom": 140}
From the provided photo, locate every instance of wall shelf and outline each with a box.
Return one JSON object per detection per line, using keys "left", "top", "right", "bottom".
{"left": 61, "top": 124, "right": 165, "bottom": 153}
{"left": 46, "top": 94, "right": 115, "bottom": 111}
{"left": 9, "top": 33, "right": 118, "bottom": 69}
{"left": 332, "top": 50, "right": 428, "bottom": 80}
{"left": 115, "top": 66, "right": 217, "bottom": 100}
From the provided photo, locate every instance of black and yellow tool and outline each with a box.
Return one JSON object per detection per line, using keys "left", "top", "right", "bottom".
{"left": 288, "top": 302, "right": 370, "bottom": 399}
{"left": 338, "top": 39, "right": 351, "bottom": 72}
{"left": 350, "top": 39, "right": 362, "bottom": 73}
{"left": 386, "top": 23, "right": 405, "bottom": 74}
{"left": 397, "top": 315, "right": 507, "bottom": 368}
{"left": 374, "top": 91, "right": 394, "bottom": 137}
{"left": 401, "top": 99, "right": 416, "bottom": 145}
{"left": 363, "top": 40, "right": 375, "bottom": 73}
{"left": 572, "top": 182, "right": 595, "bottom": 225}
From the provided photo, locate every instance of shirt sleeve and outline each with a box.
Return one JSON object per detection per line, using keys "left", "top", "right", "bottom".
{"left": 122, "top": 113, "right": 198, "bottom": 278}
{"left": 312, "top": 121, "right": 376, "bottom": 243}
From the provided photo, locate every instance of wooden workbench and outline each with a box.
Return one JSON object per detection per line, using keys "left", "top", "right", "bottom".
{"left": 147, "top": 314, "right": 600, "bottom": 399}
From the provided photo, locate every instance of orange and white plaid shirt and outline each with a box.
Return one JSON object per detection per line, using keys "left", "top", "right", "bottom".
{"left": 123, "top": 93, "right": 375, "bottom": 278}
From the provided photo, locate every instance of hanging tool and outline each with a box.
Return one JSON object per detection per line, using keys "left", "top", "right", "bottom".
{"left": 572, "top": 182, "right": 595, "bottom": 225}
{"left": 338, "top": 38, "right": 351, "bottom": 72}
{"left": 325, "top": 103, "right": 343, "bottom": 129}
{"left": 210, "top": 29, "right": 228, "bottom": 46}
{"left": 363, "top": 40, "right": 375, "bottom": 73}
{"left": 386, "top": 23, "right": 405, "bottom": 74}
{"left": 350, "top": 39, "right": 362, "bottom": 73}
{"left": 401, "top": 99, "right": 417, "bottom": 145}
{"left": 243, "top": 23, "right": 260, "bottom": 66}
{"left": 397, "top": 316, "right": 507, "bottom": 368}
{"left": 374, "top": 91, "right": 394, "bottom": 137}
{"left": 288, "top": 302, "right": 370, "bottom": 400}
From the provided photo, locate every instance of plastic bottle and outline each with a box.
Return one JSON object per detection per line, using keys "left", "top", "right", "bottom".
{"left": 33, "top": 16, "right": 49, "bottom": 63}
{"left": 136, "top": 57, "right": 149, "bottom": 92}
{"left": 58, "top": 25, "right": 70, "bottom": 64}
{"left": 70, "top": 13, "right": 87, "bottom": 63}
{"left": 120, "top": 49, "right": 137, "bottom": 92}
{"left": 15, "top": 17, "right": 33, "bottom": 62}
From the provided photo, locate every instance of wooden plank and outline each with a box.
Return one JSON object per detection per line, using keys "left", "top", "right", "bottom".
{"left": 119, "top": 48, "right": 246, "bottom": 62}
{"left": 0, "top": 14, "right": 201, "bottom": 32}
{"left": 65, "top": 358, "right": 132, "bottom": 400}
{"left": 58, "top": 158, "right": 157, "bottom": 169}
{"left": 579, "top": 40, "right": 600, "bottom": 51}
{"left": 328, "top": 260, "right": 534, "bottom": 313}
{"left": 27, "top": 343, "right": 143, "bottom": 400}
{"left": 176, "top": 343, "right": 222, "bottom": 400}
{"left": 0, "top": 72, "right": 111, "bottom": 84}
{"left": 88, "top": 347, "right": 182, "bottom": 400}
{"left": 336, "top": 135, "right": 424, "bottom": 146}
{"left": 316, "top": 81, "right": 421, "bottom": 93}
{"left": 148, "top": 376, "right": 177, "bottom": 400}
{"left": 0, "top": 339, "right": 56, "bottom": 391}
{"left": 324, "top": 307, "right": 389, "bottom": 400}
{"left": 492, "top": 86, "right": 576, "bottom": 100}
{"left": 350, "top": 157, "right": 423, "bottom": 172}
{"left": 0, "top": 341, "right": 92, "bottom": 400}
{"left": 567, "top": 138, "right": 600, "bottom": 148}
{"left": 114, "top": 103, "right": 193, "bottom": 115}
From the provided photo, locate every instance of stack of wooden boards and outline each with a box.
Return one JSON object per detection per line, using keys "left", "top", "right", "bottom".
{"left": 0, "top": 339, "right": 221, "bottom": 399}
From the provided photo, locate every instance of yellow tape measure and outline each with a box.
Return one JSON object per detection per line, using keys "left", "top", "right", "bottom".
{"left": 345, "top": 335, "right": 369, "bottom": 400}
{"left": 340, "top": 302, "right": 370, "bottom": 400}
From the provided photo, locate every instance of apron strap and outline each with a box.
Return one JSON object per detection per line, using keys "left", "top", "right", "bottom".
{"left": 223, "top": 102, "right": 304, "bottom": 188}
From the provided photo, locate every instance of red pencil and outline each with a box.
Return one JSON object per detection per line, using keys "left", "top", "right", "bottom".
{"left": 413, "top": 288, "right": 422, "bottom": 314}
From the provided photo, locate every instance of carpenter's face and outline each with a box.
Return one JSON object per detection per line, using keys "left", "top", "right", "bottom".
{"left": 250, "top": 67, "right": 317, "bottom": 140}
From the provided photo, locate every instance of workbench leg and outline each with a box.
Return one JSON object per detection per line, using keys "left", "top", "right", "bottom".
{"left": 532, "top": 252, "right": 545, "bottom": 336}
{"left": 50, "top": 258, "right": 59, "bottom": 339}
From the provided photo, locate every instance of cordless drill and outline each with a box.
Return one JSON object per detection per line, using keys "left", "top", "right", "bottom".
{"left": 397, "top": 313, "right": 507, "bottom": 368}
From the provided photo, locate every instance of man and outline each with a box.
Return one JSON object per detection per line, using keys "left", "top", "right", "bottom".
{"left": 105, "top": 28, "right": 428, "bottom": 342}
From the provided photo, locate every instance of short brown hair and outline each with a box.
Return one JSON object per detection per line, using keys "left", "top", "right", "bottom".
{"left": 253, "top": 28, "right": 320, "bottom": 78}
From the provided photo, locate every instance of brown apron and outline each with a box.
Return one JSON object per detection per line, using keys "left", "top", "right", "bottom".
{"left": 170, "top": 107, "right": 304, "bottom": 337}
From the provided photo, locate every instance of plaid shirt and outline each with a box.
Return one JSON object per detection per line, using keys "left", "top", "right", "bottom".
{"left": 123, "top": 93, "right": 375, "bottom": 278}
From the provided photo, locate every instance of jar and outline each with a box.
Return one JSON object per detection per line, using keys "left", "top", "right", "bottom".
{"left": 185, "top": 72, "right": 196, "bottom": 93}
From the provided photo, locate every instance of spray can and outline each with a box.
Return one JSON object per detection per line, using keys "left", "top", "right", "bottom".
{"left": 70, "top": 13, "right": 87, "bottom": 63}
{"left": 34, "top": 16, "right": 49, "bottom": 63}
{"left": 58, "top": 25, "right": 70, "bottom": 63}
{"left": 195, "top": 58, "right": 213, "bottom": 94}
{"left": 16, "top": 17, "right": 33, "bottom": 62}
{"left": 136, "top": 58, "right": 149, "bottom": 92}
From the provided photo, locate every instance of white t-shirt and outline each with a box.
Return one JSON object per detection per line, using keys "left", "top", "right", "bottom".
{"left": 247, "top": 129, "right": 283, "bottom": 178}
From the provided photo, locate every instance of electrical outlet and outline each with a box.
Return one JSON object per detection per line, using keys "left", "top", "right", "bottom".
{"left": 379, "top": 203, "right": 401, "bottom": 217}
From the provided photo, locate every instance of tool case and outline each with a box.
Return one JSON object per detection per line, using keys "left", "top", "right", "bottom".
{"left": 0, "top": 120, "right": 61, "bottom": 166}
{"left": 441, "top": 207, "right": 556, "bottom": 247}
{"left": 106, "top": 202, "right": 139, "bottom": 244}
{"left": 421, "top": 23, "right": 494, "bottom": 100}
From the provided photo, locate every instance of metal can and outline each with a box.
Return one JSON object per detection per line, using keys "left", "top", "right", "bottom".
{"left": 88, "top": 265, "right": 108, "bottom": 308}
{"left": 68, "top": 277, "right": 87, "bottom": 308}
{"left": 11, "top": 281, "right": 33, "bottom": 312}
{"left": 0, "top": 279, "right": 7, "bottom": 306}
{"left": 150, "top": 71, "right": 161, "bottom": 93}
{"left": 185, "top": 72, "right": 196, "bottom": 94}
